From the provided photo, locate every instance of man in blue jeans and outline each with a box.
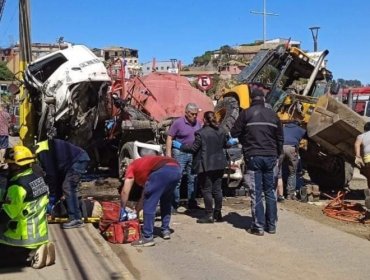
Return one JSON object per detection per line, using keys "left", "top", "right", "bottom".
{"left": 35, "top": 139, "right": 90, "bottom": 229}
{"left": 277, "top": 120, "right": 306, "bottom": 201}
{"left": 166, "top": 103, "right": 201, "bottom": 211}
{"left": 120, "top": 155, "right": 181, "bottom": 247}
{"left": 231, "top": 88, "right": 283, "bottom": 236}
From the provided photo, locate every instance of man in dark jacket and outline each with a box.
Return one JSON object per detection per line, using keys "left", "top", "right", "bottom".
{"left": 231, "top": 89, "right": 283, "bottom": 236}
{"left": 35, "top": 139, "right": 90, "bottom": 229}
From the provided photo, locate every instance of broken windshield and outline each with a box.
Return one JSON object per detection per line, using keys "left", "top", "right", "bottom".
{"left": 28, "top": 53, "right": 68, "bottom": 83}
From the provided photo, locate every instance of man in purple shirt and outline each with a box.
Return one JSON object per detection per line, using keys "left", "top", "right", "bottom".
{"left": 166, "top": 103, "right": 201, "bottom": 211}
{"left": 0, "top": 105, "right": 10, "bottom": 164}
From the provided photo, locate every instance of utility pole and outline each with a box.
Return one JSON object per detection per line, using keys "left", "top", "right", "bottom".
{"left": 309, "top": 26, "right": 320, "bottom": 52}
{"left": 250, "top": 0, "right": 278, "bottom": 44}
{"left": 19, "top": 0, "right": 34, "bottom": 146}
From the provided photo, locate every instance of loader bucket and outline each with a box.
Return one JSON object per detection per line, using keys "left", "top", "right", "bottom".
{"left": 307, "top": 94, "right": 366, "bottom": 161}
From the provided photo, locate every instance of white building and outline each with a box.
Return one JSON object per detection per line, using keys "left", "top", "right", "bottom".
{"left": 141, "top": 59, "right": 179, "bottom": 76}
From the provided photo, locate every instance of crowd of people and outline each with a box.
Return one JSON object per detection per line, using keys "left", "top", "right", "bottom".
{"left": 2, "top": 84, "right": 369, "bottom": 267}
{"left": 120, "top": 87, "right": 308, "bottom": 245}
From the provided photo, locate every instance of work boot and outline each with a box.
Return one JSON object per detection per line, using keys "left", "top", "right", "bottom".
{"left": 187, "top": 201, "right": 201, "bottom": 210}
{"left": 46, "top": 242, "right": 56, "bottom": 266}
{"left": 31, "top": 244, "right": 48, "bottom": 269}
{"left": 196, "top": 214, "right": 214, "bottom": 224}
{"left": 62, "top": 219, "right": 84, "bottom": 229}
{"left": 213, "top": 210, "right": 223, "bottom": 222}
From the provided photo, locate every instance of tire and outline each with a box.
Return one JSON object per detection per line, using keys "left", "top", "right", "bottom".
{"left": 307, "top": 157, "right": 354, "bottom": 192}
{"left": 118, "top": 142, "right": 135, "bottom": 179}
{"left": 215, "top": 96, "right": 240, "bottom": 132}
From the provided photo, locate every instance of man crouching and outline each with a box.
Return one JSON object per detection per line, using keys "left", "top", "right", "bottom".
{"left": 0, "top": 145, "right": 55, "bottom": 268}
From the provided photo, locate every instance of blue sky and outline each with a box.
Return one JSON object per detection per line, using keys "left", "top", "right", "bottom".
{"left": 1, "top": 0, "right": 369, "bottom": 84}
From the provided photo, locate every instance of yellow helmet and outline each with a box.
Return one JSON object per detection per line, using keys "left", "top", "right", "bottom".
{"left": 5, "top": 145, "right": 35, "bottom": 166}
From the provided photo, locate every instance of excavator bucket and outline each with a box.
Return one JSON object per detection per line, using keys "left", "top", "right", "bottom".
{"left": 307, "top": 94, "right": 366, "bottom": 161}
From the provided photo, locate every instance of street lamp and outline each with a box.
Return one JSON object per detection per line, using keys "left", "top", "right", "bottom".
{"left": 309, "top": 26, "right": 320, "bottom": 52}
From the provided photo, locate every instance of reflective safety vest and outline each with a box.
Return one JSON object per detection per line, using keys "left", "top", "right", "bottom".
{"left": 0, "top": 168, "right": 49, "bottom": 249}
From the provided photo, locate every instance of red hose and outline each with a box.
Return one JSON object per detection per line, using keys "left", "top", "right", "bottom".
{"left": 322, "top": 191, "right": 370, "bottom": 224}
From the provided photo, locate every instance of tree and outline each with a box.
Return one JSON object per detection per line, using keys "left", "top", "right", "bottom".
{"left": 337, "top": 78, "right": 362, "bottom": 87}
{"left": 0, "top": 62, "right": 14, "bottom": 80}
{"left": 193, "top": 51, "right": 213, "bottom": 66}
{"left": 219, "top": 45, "right": 237, "bottom": 56}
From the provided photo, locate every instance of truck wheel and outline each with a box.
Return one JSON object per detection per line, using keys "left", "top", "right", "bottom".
{"left": 215, "top": 95, "right": 240, "bottom": 132}
{"left": 307, "top": 158, "right": 354, "bottom": 192}
{"left": 118, "top": 142, "right": 135, "bottom": 179}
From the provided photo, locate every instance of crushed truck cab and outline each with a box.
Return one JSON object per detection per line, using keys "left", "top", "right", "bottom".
{"left": 24, "top": 44, "right": 111, "bottom": 147}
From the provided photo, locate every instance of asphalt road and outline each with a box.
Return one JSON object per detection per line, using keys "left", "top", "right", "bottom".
{"left": 117, "top": 202, "right": 370, "bottom": 280}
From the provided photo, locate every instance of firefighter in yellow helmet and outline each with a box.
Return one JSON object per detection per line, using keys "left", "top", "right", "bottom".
{"left": 0, "top": 145, "right": 55, "bottom": 269}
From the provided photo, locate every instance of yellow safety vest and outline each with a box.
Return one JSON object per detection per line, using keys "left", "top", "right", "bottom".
{"left": 0, "top": 168, "right": 49, "bottom": 249}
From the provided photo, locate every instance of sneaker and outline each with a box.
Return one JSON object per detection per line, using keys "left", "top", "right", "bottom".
{"left": 62, "top": 219, "right": 84, "bottom": 229}
{"left": 196, "top": 215, "right": 214, "bottom": 224}
{"left": 277, "top": 195, "right": 285, "bottom": 203}
{"left": 162, "top": 231, "right": 171, "bottom": 240}
{"left": 46, "top": 242, "right": 56, "bottom": 266}
{"left": 31, "top": 244, "right": 48, "bottom": 269}
{"left": 131, "top": 237, "right": 155, "bottom": 247}
{"left": 172, "top": 206, "right": 188, "bottom": 214}
{"left": 264, "top": 227, "right": 276, "bottom": 234}
{"left": 247, "top": 228, "right": 264, "bottom": 236}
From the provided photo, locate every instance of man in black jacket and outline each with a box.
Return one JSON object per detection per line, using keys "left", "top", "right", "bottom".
{"left": 173, "top": 111, "right": 228, "bottom": 223}
{"left": 231, "top": 89, "right": 283, "bottom": 236}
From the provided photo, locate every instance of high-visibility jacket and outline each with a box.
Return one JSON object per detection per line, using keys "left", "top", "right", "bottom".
{"left": 0, "top": 168, "right": 49, "bottom": 249}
